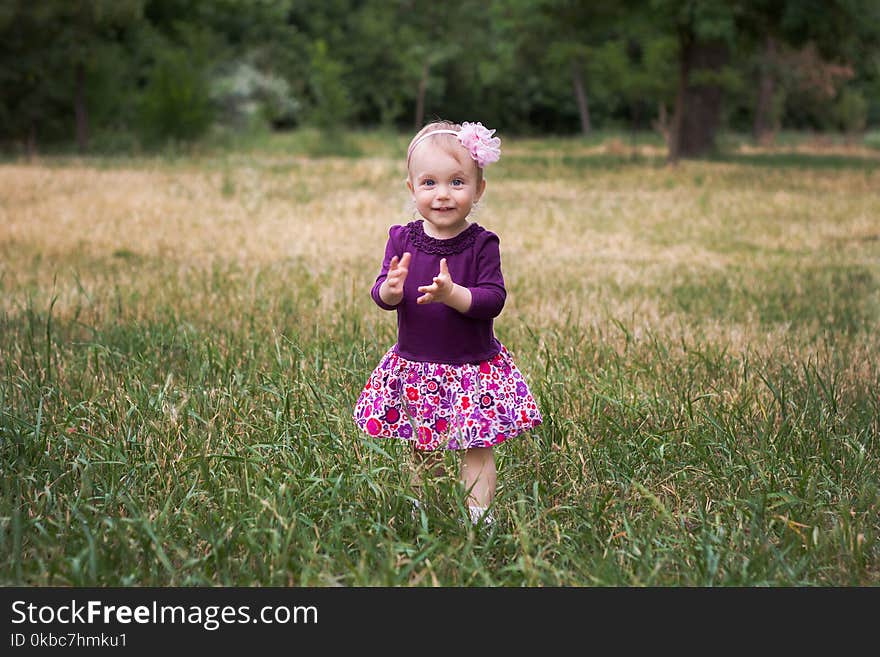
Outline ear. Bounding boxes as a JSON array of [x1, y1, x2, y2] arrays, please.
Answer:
[[406, 178, 415, 196], [475, 177, 487, 202]]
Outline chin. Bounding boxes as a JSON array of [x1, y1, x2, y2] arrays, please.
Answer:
[[433, 214, 466, 224]]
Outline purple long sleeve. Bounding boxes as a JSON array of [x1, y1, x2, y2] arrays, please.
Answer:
[[371, 227, 403, 310], [461, 235, 506, 319], [368, 221, 506, 365]]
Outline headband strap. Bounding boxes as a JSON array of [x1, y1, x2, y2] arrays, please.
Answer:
[[406, 122, 501, 169], [406, 130, 459, 165]]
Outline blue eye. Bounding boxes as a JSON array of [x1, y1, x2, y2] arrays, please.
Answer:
[[423, 179, 435, 187], [452, 178, 464, 186]]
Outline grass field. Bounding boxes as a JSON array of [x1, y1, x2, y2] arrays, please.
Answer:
[[1, 131, 878, 586]]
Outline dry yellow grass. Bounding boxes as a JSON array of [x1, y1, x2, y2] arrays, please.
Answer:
[[1, 145, 878, 370]]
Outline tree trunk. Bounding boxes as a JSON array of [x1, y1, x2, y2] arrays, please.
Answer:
[[75, 61, 89, 153], [414, 61, 429, 130], [571, 58, 591, 135], [629, 101, 640, 150], [653, 102, 670, 147], [752, 35, 777, 145], [668, 31, 689, 164], [27, 119, 37, 160], [670, 31, 728, 161]]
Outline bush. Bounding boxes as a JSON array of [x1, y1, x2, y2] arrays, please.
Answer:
[[864, 130, 880, 150], [138, 47, 213, 144], [211, 61, 300, 131], [832, 89, 868, 134], [307, 39, 353, 132]]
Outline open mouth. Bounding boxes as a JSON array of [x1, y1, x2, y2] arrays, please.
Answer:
[[433, 207, 455, 212]]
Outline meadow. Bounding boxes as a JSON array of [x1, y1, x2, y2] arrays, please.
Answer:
[[1, 131, 878, 586]]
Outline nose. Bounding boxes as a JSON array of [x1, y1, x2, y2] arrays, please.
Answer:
[[435, 183, 450, 199]]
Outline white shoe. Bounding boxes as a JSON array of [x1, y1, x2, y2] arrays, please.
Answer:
[[468, 505, 494, 526]]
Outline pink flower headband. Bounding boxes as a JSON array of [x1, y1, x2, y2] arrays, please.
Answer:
[[407, 122, 501, 169]]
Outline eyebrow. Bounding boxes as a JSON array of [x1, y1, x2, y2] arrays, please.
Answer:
[[418, 171, 470, 180]]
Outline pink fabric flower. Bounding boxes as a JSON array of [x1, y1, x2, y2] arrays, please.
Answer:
[[457, 122, 501, 168]]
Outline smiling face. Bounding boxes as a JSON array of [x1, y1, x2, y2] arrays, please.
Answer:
[[406, 138, 486, 239]]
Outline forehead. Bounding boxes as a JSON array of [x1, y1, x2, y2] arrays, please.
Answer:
[[408, 140, 475, 177]]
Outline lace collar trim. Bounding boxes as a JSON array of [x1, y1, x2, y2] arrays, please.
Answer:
[[406, 220, 483, 256]]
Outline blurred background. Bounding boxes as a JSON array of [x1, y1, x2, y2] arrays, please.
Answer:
[[2, 0, 879, 161]]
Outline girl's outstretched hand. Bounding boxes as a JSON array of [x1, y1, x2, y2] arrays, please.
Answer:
[[417, 258, 456, 305], [380, 251, 411, 306]]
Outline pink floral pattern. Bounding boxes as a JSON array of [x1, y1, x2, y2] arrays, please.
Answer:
[[353, 345, 542, 451]]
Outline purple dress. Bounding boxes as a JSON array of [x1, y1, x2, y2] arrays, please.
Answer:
[[353, 221, 542, 451]]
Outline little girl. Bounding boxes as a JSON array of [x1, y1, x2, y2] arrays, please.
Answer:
[[353, 119, 542, 526]]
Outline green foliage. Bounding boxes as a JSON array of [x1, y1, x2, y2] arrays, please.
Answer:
[[211, 61, 301, 131], [833, 88, 868, 134], [138, 45, 214, 144], [865, 130, 880, 149], [650, 0, 738, 43], [340, 0, 421, 129], [306, 39, 353, 132], [0, 4, 76, 147], [302, 39, 360, 156], [1, 0, 880, 153]]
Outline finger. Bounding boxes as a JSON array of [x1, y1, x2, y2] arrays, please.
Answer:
[[389, 255, 399, 270], [400, 252, 412, 267], [439, 258, 448, 275], [417, 293, 433, 304]]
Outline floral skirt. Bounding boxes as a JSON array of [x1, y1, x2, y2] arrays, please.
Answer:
[[353, 344, 542, 451]]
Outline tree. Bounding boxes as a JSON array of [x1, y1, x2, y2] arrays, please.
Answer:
[[396, 0, 483, 130], [139, 0, 307, 140], [68, 2, 145, 152], [495, 0, 632, 135], [0, 4, 74, 154], [542, 1, 628, 135], [333, 0, 429, 130], [737, 0, 786, 143], [651, 0, 740, 162], [739, 0, 880, 143], [3, 0, 879, 153], [307, 39, 352, 131], [0, 1, 145, 153]]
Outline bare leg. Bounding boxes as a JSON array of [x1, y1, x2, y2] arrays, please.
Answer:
[[461, 447, 496, 513]]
